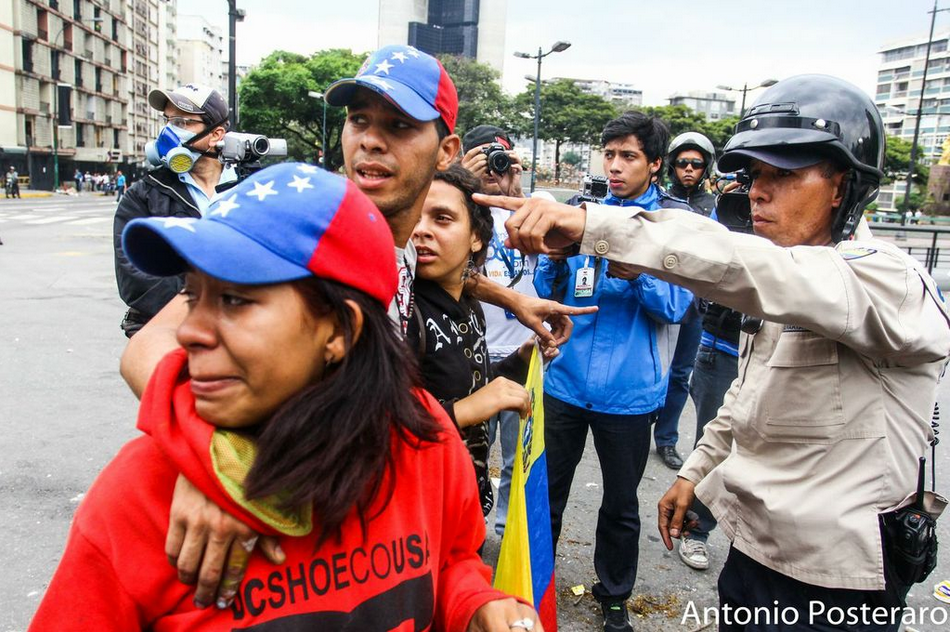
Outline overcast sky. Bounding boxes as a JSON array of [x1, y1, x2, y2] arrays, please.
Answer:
[[179, 0, 946, 106]]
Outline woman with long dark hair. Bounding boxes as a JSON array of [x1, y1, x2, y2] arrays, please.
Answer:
[[30, 164, 542, 631], [408, 164, 533, 517]]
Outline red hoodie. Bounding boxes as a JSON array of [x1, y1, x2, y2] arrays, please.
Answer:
[[31, 349, 511, 631]]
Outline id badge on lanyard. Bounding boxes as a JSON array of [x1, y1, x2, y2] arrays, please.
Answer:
[[574, 256, 595, 298]]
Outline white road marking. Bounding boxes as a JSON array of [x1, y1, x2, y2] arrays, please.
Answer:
[[25, 216, 79, 224], [67, 217, 112, 225]]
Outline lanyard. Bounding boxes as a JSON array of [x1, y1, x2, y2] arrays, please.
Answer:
[[491, 234, 524, 288]]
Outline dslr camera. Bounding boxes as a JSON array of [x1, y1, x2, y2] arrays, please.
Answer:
[[576, 174, 609, 204], [482, 143, 511, 175]]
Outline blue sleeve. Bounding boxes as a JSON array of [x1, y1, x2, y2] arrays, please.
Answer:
[[630, 275, 693, 324], [710, 207, 718, 221], [533, 255, 570, 301]]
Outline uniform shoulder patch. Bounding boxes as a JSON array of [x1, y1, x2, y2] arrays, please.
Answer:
[[838, 246, 877, 261]]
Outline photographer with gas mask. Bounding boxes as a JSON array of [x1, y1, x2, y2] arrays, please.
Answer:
[[113, 84, 234, 337]]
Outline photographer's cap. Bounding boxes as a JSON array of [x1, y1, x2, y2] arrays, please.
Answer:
[[122, 163, 397, 307], [148, 83, 230, 128], [462, 125, 512, 153], [325, 45, 458, 133]]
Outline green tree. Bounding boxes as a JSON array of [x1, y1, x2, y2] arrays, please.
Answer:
[[238, 49, 366, 171], [884, 135, 930, 187], [637, 105, 708, 141], [437, 55, 517, 138], [635, 106, 739, 159], [514, 79, 618, 182], [561, 151, 582, 167]]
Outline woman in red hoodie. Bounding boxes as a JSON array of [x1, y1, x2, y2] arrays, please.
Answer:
[[31, 163, 541, 632]]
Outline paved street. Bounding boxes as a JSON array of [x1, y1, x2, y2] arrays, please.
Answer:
[[1, 193, 949, 631]]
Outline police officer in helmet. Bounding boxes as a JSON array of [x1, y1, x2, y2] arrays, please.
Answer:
[[666, 131, 716, 217], [479, 74, 950, 630]]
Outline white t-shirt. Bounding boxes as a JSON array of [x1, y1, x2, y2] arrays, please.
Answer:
[[481, 206, 538, 356], [389, 240, 417, 335]]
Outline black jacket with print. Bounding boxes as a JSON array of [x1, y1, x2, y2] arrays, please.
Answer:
[[407, 279, 528, 516]]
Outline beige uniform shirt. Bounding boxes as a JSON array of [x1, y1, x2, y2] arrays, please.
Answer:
[[580, 204, 950, 590]]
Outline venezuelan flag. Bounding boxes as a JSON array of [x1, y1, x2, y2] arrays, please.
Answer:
[[494, 346, 557, 630]]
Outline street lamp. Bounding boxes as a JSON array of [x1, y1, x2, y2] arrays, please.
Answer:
[[227, 1, 246, 127], [307, 90, 328, 169], [900, 0, 950, 219], [514, 40, 571, 193], [716, 78, 778, 117], [51, 16, 104, 191]]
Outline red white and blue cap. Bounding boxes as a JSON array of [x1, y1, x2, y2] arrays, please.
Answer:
[[325, 45, 458, 133], [122, 163, 397, 306]]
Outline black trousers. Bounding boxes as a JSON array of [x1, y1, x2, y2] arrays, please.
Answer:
[[544, 393, 652, 603], [717, 547, 909, 632]]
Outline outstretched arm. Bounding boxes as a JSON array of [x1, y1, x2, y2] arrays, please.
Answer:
[[120, 294, 188, 399], [466, 272, 595, 349]]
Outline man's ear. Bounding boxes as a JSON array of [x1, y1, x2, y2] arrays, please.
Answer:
[[830, 170, 850, 209], [323, 299, 364, 366], [437, 134, 462, 171], [649, 156, 663, 176]]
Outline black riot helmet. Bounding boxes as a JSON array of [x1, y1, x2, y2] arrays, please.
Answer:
[[718, 75, 885, 242]]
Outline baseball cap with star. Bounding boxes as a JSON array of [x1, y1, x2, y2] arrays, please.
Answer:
[[121, 162, 397, 307], [325, 45, 458, 133]]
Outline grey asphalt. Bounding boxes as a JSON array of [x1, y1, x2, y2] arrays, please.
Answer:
[[1, 194, 948, 631]]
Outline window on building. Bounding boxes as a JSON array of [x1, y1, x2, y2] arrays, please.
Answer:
[[95, 67, 102, 93], [22, 39, 34, 73], [37, 9, 49, 41], [74, 59, 83, 86], [935, 40, 949, 54], [75, 122, 85, 147], [73, 0, 81, 20], [25, 119, 34, 147], [112, 19, 118, 42], [113, 129, 119, 148], [51, 50, 60, 80], [63, 24, 73, 50]]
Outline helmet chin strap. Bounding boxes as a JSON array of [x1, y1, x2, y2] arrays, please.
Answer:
[[831, 170, 877, 243]]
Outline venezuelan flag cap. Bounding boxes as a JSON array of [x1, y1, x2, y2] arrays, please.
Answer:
[[325, 45, 458, 133], [121, 162, 397, 307]]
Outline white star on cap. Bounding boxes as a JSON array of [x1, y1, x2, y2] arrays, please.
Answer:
[[391, 51, 408, 63], [288, 175, 314, 193], [297, 164, 319, 174], [161, 217, 197, 232], [406, 47, 421, 58], [246, 180, 278, 202], [364, 76, 394, 91], [375, 59, 394, 75], [209, 194, 240, 218]]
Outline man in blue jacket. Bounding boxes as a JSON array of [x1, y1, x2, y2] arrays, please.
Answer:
[[534, 111, 693, 632]]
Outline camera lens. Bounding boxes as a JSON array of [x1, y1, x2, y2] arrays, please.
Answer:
[[488, 150, 510, 174]]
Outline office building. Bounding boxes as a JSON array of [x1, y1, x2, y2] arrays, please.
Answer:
[[875, 29, 950, 211], [378, 0, 507, 73], [668, 90, 736, 120]]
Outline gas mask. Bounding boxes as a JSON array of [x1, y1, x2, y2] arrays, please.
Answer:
[[145, 124, 211, 174]]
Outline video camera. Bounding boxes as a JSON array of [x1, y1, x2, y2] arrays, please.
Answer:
[[482, 143, 511, 175], [217, 132, 287, 168], [576, 174, 609, 204], [714, 170, 753, 234]]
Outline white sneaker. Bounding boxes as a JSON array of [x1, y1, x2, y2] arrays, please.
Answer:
[[678, 537, 709, 570]]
